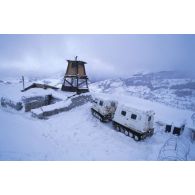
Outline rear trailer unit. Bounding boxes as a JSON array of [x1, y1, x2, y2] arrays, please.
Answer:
[[112, 105, 155, 141]]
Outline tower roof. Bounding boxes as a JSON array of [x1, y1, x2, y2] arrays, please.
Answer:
[[65, 58, 87, 76], [67, 60, 87, 64]]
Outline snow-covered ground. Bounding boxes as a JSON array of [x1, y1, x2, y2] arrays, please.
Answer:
[[0, 100, 174, 160], [0, 75, 195, 160]]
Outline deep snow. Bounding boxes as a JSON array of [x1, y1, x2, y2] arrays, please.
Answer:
[[0, 78, 195, 160]]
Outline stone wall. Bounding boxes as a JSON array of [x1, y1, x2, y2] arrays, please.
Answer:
[[22, 95, 53, 112], [1, 97, 23, 111], [32, 94, 92, 119]]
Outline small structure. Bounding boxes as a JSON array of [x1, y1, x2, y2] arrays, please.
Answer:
[[61, 56, 89, 94], [164, 122, 185, 136]]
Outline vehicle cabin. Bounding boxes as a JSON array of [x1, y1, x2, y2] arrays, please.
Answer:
[[91, 98, 118, 122]]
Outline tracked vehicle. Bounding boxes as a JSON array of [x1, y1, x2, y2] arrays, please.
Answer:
[[91, 97, 155, 141]]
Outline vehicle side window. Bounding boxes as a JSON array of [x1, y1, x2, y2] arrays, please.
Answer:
[[121, 111, 126, 116], [148, 116, 152, 121], [131, 114, 137, 120], [99, 101, 103, 106]]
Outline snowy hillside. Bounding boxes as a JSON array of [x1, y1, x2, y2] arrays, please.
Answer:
[[0, 72, 195, 160], [90, 71, 195, 112]]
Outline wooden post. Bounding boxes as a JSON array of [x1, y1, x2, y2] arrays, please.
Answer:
[[76, 75, 79, 94], [22, 76, 25, 90], [86, 78, 88, 88]]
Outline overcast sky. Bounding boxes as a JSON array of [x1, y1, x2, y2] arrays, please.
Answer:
[[0, 34, 195, 80]]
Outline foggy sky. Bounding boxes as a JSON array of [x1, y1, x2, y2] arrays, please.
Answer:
[[0, 34, 195, 80]]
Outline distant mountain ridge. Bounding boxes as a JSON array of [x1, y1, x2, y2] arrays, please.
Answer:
[[91, 71, 195, 111]]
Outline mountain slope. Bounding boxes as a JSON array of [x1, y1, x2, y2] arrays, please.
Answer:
[[90, 71, 195, 111]]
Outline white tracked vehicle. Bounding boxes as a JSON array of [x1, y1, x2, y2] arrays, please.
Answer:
[[112, 105, 155, 141], [91, 98, 118, 122], [91, 97, 155, 141]]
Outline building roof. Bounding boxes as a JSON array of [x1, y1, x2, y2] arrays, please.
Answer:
[[67, 60, 87, 64]]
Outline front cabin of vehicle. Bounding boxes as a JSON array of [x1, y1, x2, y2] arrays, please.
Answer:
[[91, 98, 118, 122]]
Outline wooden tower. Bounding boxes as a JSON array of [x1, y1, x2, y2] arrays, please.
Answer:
[[61, 57, 89, 94]]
